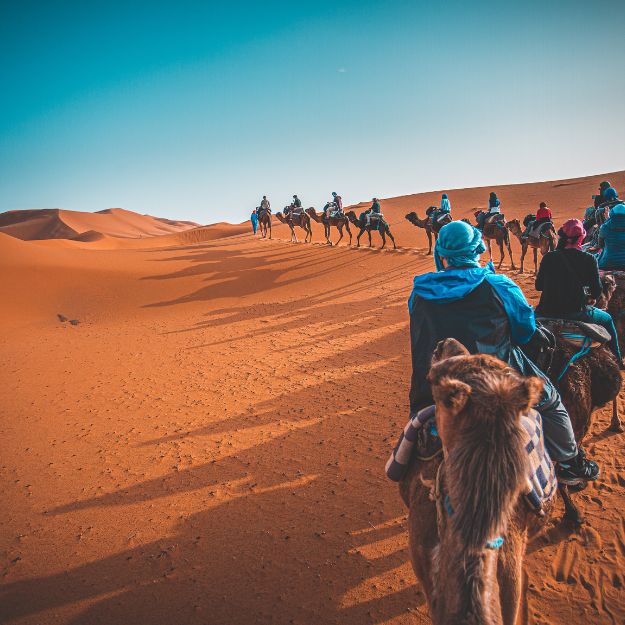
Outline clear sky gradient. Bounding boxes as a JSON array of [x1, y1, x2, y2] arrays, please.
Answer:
[[1, 0, 624, 223]]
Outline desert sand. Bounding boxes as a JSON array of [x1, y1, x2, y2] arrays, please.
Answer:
[[2, 171, 625, 625]]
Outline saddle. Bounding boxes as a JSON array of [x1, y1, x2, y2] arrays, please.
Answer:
[[484, 213, 505, 226], [528, 220, 553, 239], [537, 318, 610, 349]]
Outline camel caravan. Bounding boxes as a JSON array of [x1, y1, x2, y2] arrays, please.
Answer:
[[251, 193, 396, 248], [384, 181, 625, 623], [250, 182, 625, 621]]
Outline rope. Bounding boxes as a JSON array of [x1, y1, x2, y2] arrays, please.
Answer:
[[556, 336, 592, 383]]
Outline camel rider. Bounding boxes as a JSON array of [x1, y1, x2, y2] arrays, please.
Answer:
[[260, 195, 270, 213], [535, 219, 622, 363], [597, 202, 625, 271], [477, 191, 503, 230], [365, 198, 382, 226], [291, 195, 303, 218], [594, 181, 612, 209], [408, 220, 599, 485], [430, 193, 452, 225], [332, 192, 343, 215], [522, 202, 553, 239]]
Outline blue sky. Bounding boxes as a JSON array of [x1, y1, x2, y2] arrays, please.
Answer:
[[1, 0, 624, 223]]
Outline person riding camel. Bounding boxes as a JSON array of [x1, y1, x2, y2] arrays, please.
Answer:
[[292, 195, 302, 211], [409, 221, 600, 484], [430, 193, 452, 225], [597, 201, 625, 270], [332, 192, 343, 215], [476, 191, 504, 230], [522, 202, 553, 239], [408, 220, 599, 485], [535, 218, 622, 364], [583, 181, 611, 229], [365, 198, 382, 226], [260, 195, 271, 213]]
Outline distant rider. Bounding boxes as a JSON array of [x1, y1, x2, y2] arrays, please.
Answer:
[[522, 202, 553, 239], [365, 198, 382, 226], [260, 195, 271, 213], [477, 191, 502, 230]]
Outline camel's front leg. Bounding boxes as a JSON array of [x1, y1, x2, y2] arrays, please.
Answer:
[[345, 222, 352, 245], [380, 230, 386, 249], [336, 225, 344, 245], [325, 224, 332, 246], [387, 229, 397, 249], [559, 484, 583, 526], [487, 238, 493, 261], [519, 244, 527, 273], [507, 240, 516, 270], [498, 241, 505, 269], [610, 398, 623, 432], [368, 229, 373, 247], [533, 247, 538, 274], [497, 528, 526, 625], [426, 230, 432, 255], [356, 229, 364, 247]]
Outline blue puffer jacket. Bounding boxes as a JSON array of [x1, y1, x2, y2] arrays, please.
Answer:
[[598, 206, 625, 270], [408, 262, 560, 413]]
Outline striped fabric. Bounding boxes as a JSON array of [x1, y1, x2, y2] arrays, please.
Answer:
[[385, 406, 557, 512]]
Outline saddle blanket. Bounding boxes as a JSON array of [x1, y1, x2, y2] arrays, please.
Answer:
[[385, 405, 557, 512], [528, 221, 552, 239]]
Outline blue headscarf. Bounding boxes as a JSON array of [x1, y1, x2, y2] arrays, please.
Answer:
[[440, 193, 451, 213], [434, 221, 486, 271], [605, 187, 619, 201]]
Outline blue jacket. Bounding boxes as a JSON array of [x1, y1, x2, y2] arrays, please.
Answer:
[[408, 263, 557, 413], [598, 213, 625, 270]]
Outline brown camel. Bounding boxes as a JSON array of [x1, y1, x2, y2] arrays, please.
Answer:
[[507, 219, 556, 273], [275, 210, 312, 243], [345, 210, 397, 249], [404, 209, 451, 255], [599, 271, 625, 358], [257, 208, 272, 239], [538, 317, 622, 524], [400, 338, 552, 625], [474, 211, 516, 270], [305, 207, 352, 246]]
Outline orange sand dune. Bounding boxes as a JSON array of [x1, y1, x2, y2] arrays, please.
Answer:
[[0, 207, 200, 242], [1, 173, 625, 625]]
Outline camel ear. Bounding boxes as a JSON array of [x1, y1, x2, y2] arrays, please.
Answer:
[[432, 377, 472, 416], [431, 338, 470, 365]]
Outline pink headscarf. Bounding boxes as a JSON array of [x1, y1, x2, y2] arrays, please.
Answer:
[[558, 219, 586, 250]]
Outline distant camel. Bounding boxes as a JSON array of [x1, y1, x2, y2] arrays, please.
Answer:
[[474, 211, 516, 270], [507, 219, 556, 273], [305, 207, 352, 246], [400, 338, 553, 624], [345, 210, 397, 249], [275, 210, 312, 243], [257, 208, 272, 239]]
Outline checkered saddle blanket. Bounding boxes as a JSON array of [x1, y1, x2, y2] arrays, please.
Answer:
[[385, 406, 557, 512]]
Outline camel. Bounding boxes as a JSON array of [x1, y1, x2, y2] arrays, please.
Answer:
[[345, 210, 397, 249], [400, 338, 553, 625], [257, 208, 272, 239], [474, 211, 516, 270], [275, 210, 312, 243], [404, 209, 451, 255], [305, 207, 352, 246], [600, 271, 625, 358], [538, 316, 622, 524], [507, 219, 556, 273]]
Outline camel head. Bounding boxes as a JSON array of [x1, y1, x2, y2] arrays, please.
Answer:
[[426, 339, 543, 622], [506, 218, 522, 235], [405, 211, 428, 227], [473, 209, 483, 219], [344, 210, 358, 224], [597, 273, 617, 310]]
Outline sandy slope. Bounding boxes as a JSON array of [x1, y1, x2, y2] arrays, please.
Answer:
[[0, 207, 200, 242], [1, 173, 625, 625]]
